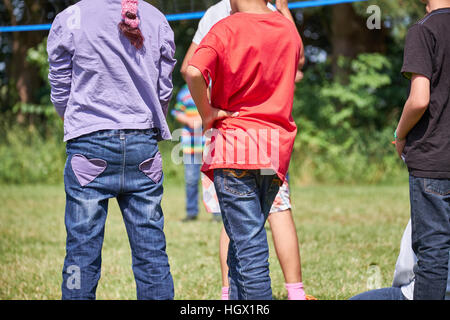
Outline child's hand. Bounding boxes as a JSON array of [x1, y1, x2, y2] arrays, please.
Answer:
[[395, 139, 406, 159], [203, 108, 239, 132], [274, 0, 289, 11], [186, 115, 203, 130], [295, 70, 304, 83]]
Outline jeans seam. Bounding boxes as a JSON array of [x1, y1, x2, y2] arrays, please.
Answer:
[[120, 134, 126, 193], [411, 176, 417, 248]]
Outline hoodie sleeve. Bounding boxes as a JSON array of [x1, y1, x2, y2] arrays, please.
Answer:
[[47, 14, 74, 118], [158, 20, 177, 117]]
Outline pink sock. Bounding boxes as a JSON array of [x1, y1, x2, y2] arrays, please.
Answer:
[[221, 286, 229, 300], [285, 282, 306, 300]]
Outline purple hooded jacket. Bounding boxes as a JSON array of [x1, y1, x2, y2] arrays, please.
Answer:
[[47, 0, 176, 141]]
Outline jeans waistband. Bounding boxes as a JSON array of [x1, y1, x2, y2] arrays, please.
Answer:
[[77, 128, 159, 139]]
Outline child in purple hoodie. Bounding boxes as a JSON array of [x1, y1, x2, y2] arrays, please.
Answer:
[[47, 0, 176, 300]]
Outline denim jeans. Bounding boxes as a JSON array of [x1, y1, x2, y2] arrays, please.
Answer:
[[184, 153, 202, 217], [62, 129, 174, 300], [214, 169, 281, 300], [409, 175, 450, 300], [349, 287, 407, 300]]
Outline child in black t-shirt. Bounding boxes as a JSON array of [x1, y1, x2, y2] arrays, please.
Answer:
[[395, 0, 450, 300]]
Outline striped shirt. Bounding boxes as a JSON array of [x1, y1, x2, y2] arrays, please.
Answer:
[[171, 85, 204, 154]]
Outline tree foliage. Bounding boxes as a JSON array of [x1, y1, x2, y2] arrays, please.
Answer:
[[0, 0, 429, 184]]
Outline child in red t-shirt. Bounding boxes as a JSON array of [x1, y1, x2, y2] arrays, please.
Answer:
[[186, 0, 301, 299]]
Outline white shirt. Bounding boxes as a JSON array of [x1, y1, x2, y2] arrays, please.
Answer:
[[392, 220, 416, 300], [192, 0, 276, 45]]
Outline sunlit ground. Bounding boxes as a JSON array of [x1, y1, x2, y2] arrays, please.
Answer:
[[0, 183, 410, 300]]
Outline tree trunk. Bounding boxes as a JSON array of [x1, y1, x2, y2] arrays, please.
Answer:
[[331, 4, 386, 78], [3, 0, 46, 105]]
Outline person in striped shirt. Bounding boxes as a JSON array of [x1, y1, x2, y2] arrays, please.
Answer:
[[172, 84, 207, 221]]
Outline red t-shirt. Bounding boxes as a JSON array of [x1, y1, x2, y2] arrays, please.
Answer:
[[189, 11, 302, 182]]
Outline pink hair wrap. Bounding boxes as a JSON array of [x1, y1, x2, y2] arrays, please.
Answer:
[[121, 0, 140, 29]]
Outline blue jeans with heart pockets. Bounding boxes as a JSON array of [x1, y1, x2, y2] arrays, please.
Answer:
[[62, 129, 174, 300]]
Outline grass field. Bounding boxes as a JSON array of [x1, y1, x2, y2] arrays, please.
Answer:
[[0, 182, 411, 300]]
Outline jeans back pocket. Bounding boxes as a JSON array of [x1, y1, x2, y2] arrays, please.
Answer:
[[139, 152, 163, 184], [424, 178, 450, 196], [70, 154, 107, 187], [223, 169, 257, 196]]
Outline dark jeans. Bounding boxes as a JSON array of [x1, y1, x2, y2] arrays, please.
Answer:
[[214, 169, 281, 300], [62, 129, 174, 300], [409, 175, 450, 300], [184, 153, 202, 217], [350, 287, 407, 300]]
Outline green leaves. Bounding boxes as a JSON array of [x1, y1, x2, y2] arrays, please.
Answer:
[[26, 38, 50, 83], [12, 37, 60, 123], [291, 53, 405, 184]]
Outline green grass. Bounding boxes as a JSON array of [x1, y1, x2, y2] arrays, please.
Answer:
[[0, 182, 410, 300]]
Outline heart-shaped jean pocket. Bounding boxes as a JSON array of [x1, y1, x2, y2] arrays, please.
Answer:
[[71, 154, 107, 187], [139, 152, 163, 184]]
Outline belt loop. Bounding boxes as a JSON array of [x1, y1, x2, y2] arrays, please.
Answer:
[[120, 131, 125, 140]]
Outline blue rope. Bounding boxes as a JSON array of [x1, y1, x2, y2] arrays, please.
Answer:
[[0, 24, 53, 32], [0, 0, 368, 33], [289, 0, 367, 9], [166, 11, 206, 22]]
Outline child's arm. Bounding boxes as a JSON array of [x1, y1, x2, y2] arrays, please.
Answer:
[[181, 42, 199, 81], [395, 74, 430, 157], [158, 22, 177, 117], [47, 15, 73, 121], [185, 65, 237, 131], [295, 44, 305, 83], [172, 108, 202, 129], [273, 0, 294, 23]]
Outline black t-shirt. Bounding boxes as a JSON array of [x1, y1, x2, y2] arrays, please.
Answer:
[[401, 8, 450, 179]]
